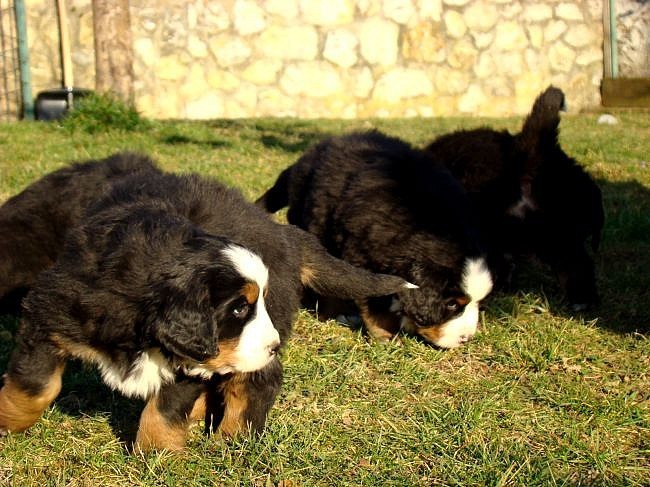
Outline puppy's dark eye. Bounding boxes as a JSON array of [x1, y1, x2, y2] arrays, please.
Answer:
[[233, 303, 250, 319], [446, 301, 459, 312], [446, 297, 468, 312]]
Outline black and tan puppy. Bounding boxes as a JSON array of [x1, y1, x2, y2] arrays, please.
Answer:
[[0, 152, 161, 305], [0, 160, 411, 451], [424, 86, 604, 310], [257, 130, 493, 348]]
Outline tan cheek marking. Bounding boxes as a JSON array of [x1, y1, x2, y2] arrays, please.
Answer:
[[417, 326, 443, 345], [357, 299, 402, 343], [201, 339, 239, 371], [0, 364, 65, 433], [456, 296, 470, 307], [241, 282, 259, 305], [218, 374, 249, 437], [135, 395, 188, 452]]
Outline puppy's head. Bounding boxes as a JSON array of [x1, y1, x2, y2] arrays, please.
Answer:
[[397, 257, 493, 348], [150, 237, 280, 375]]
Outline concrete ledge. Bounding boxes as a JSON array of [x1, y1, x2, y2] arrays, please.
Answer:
[[602, 78, 650, 108]]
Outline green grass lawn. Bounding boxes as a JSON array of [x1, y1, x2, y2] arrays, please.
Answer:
[[0, 111, 649, 486]]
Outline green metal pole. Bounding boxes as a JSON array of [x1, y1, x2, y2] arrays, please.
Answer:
[[14, 0, 34, 119], [609, 0, 618, 79]]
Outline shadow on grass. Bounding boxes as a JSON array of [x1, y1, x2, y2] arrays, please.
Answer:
[[55, 362, 144, 447], [160, 133, 230, 148], [259, 134, 317, 154], [250, 120, 328, 154], [579, 178, 650, 334]]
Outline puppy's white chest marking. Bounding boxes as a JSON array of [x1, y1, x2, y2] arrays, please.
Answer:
[[96, 349, 175, 399]]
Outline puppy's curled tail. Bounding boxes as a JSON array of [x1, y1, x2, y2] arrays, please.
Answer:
[[517, 86, 566, 170], [288, 225, 414, 299], [256, 166, 292, 213]]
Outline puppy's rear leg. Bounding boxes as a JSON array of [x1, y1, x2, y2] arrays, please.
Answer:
[[357, 298, 402, 343], [135, 380, 206, 452], [0, 342, 65, 434]]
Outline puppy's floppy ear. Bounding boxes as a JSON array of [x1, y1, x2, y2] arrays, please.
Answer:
[[285, 225, 414, 299], [153, 308, 217, 362], [149, 284, 218, 362]]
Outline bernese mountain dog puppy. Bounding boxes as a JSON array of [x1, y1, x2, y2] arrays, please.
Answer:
[[0, 157, 411, 451], [257, 130, 493, 348], [424, 86, 604, 310], [0, 152, 161, 310]]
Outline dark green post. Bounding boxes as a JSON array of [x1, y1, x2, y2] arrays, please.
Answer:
[[14, 0, 34, 119]]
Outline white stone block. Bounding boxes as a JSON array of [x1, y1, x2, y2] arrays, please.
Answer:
[[523, 4, 552, 22], [256, 26, 319, 60], [444, 10, 467, 38], [359, 18, 399, 65], [234, 0, 267, 35], [544, 20, 567, 42], [548, 42, 576, 73], [265, 0, 299, 19], [280, 62, 343, 97], [210, 37, 252, 67], [184, 92, 225, 119], [418, 0, 442, 21], [494, 21, 528, 50], [464, 2, 498, 32], [242, 59, 283, 85], [324, 29, 359, 68], [458, 84, 486, 113], [300, 0, 355, 25], [564, 24, 594, 48], [383, 0, 416, 24], [556, 3, 584, 21], [373, 68, 433, 102]]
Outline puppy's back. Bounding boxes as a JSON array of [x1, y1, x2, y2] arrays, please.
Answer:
[[0, 152, 161, 298]]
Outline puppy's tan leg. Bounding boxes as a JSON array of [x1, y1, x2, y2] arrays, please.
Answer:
[[357, 298, 402, 343], [205, 359, 282, 438], [135, 380, 206, 452], [0, 342, 65, 434], [218, 375, 249, 437], [0, 367, 65, 434], [135, 396, 188, 452]]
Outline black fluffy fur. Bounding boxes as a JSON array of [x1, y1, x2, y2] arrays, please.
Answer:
[[424, 86, 604, 309], [0, 153, 161, 306], [0, 155, 410, 449], [257, 130, 490, 346]]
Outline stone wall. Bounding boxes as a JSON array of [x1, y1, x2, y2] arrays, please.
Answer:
[[25, 0, 606, 119]]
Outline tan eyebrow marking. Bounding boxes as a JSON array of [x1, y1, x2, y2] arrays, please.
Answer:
[[241, 282, 259, 305]]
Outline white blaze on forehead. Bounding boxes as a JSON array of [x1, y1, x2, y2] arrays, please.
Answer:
[[222, 244, 279, 373], [222, 244, 269, 290]]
